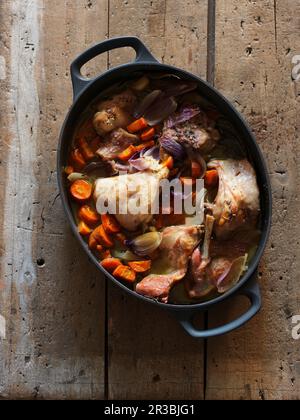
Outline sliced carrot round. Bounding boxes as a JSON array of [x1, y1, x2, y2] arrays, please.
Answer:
[[93, 225, 114, 248], [101, 258, 122, 273], [141, 127, 155, 142], [70, 148, 86, 170], [127, 117, 148, 134], [128, 260, 152, 273], [79, 205, 100, 225], [88, 232, 98, 250], [113, 265, 136, 283], [78, 221, 92, 236], [70, 180, 93, 202], [101, 214, 121, 234]]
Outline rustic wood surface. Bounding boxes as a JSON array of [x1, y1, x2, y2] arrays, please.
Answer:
[[0, 0, 299, 400]]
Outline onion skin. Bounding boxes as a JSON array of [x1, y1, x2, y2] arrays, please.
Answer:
[[166, 105, 201, 128], [144, 96, 178, 126], [126, 232, 162, 257]]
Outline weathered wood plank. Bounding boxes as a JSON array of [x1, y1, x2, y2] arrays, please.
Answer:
[[107, 0, 208, 400], [206, 0, 300, 400], [0, 0, 108, 400]]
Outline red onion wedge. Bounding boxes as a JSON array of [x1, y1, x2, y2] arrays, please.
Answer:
[[126, 232, 162, 257], [151, 77, 198, 97], [142, 146, 160, 160], [217, 255, 248, 294], [144, 96, 178, 126], [160, 137, 186, 160], [166, 105, 201, 128], [134, 90, 162, 119], [129, 156, 151, 171]]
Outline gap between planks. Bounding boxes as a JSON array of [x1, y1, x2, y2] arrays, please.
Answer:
[[204, 0, 216, 400]]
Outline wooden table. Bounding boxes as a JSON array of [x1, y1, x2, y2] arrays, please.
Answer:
[[0, 0, 299, 400]]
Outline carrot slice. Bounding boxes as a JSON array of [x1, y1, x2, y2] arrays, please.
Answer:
[[141, 127, 155, 142], [70, 148, 86, 170], [118, 145, 136, 161], [65, 166, 74, 176], [204, 170, 219, 188], [101, 258, 122, 273], [113, 265, 136, 283], [128, 260, 152, 273], [70, 180, 92, 202], [78, 221, 92, 236], [180, 177, 196, 187], [101, 249, 112, 259], [89, 232, 98, 250], [134, 140, 155, 152], [163, 156, 174, 170], [101, 214, 121, 234], [96, 244, 104, 253], [127, 117, 148, 133], [93, 225, 114, 248], [79, 205, 100, 225], [78, 137, 95, 161], [191, 161, 202, 178]]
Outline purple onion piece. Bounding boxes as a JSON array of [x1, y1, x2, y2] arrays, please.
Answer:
[[216, 265, 233, 287], [151, 78, 198, 97], [144, 96, 178, 126], [160, 137, 186, 161], [129, 157, 151, 171], [134, 90, 162, 119], [166, 105, 201, 128]]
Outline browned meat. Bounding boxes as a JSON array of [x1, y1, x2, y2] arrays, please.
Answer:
[[93, 89, 137, 136], [135, 272, 185, 304], [96, 128, 139, 161], [208, 159, 260, 239], [136, 226, 201, 302], [186, 214, 215, 298], [162, 112, 220, 153], [93, 106, 131, 136]]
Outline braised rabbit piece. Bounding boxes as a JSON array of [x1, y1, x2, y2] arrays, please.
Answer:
[[136, 225, 202, 303], [66, 73, 261, 304], [207, 159, 260, 239]]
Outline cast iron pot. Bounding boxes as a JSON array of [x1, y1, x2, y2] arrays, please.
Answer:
[[57, 37, 272, 338]]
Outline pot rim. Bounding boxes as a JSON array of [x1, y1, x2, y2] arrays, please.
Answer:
[[57, 61, 272, 312]]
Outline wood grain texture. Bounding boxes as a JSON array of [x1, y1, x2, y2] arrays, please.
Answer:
[[107, 0, 208, 400], [206, 0, 300, 400], [0, 0, 109, 400]]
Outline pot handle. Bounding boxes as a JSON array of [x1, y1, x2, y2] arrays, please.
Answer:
[[174, 275, 261, 339], [71, 36, 158, 100]]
